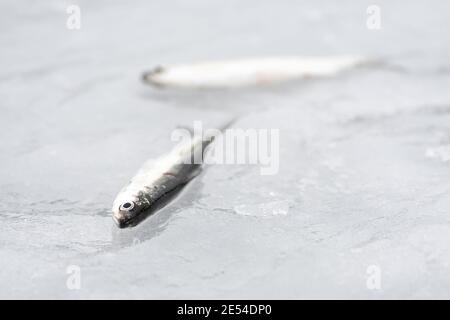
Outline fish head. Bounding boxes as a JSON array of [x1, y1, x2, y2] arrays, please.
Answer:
[[112, 195, 149, 228], [141, 66, 165, 86]]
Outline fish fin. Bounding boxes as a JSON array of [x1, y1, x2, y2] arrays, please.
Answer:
[[201, 116, 239, 155], [217, 116, 238, 132]]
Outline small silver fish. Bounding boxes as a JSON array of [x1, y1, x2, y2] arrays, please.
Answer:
[[112, 122, 232, 228], [142, 55, 369, 89]]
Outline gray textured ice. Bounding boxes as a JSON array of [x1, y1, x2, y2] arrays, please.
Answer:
[[1, 0, 450, 299]]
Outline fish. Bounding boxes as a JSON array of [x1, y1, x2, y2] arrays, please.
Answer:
[[142, 55, 369, 89], [112, 121, 233, 228]]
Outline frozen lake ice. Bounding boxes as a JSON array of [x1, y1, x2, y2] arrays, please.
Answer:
[[1, 0, 450, 299]]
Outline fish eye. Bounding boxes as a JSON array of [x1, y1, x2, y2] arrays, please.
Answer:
[[119, 201, 135, 212]]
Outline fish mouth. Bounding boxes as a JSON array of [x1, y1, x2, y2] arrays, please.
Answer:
[[113, 212, 136, 229], [113, 215, 128, 229], [113, 207, 150, 228], [141, 66, 165, 85]]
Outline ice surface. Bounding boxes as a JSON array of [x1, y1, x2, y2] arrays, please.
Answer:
[[1, 0, 450, 299]]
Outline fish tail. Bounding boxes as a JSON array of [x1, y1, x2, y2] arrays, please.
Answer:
[[201, 116, 238, 155]]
